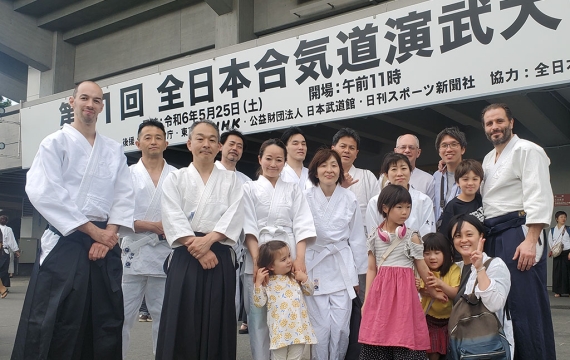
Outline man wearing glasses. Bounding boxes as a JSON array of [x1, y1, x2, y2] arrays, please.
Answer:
[[433, 127, 467, 222], [392, 134, 435, 206]]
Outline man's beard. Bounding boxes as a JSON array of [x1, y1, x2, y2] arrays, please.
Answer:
[[486, 126, 512, 146]]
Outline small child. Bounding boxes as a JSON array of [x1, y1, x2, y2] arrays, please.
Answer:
[[419, 233, 461, 360], [437, 159, 485, 258], [253, 240, 317, 360], [360, 184, 446, 360]]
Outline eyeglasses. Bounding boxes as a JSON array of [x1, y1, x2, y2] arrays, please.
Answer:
[[439, 142, 461, 150], [396, 145, 418, 151]]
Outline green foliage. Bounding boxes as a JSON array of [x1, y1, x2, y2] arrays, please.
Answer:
[[0, 96, 13, 108]]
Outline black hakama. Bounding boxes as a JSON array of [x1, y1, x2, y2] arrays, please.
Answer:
[[156, 240, 237, 360], [11, 224, 123, 360], [484, 212, 556, 360], [553, 249, 570, 295], [0, 248, 10, 287]]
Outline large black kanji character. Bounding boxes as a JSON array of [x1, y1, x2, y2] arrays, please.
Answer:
[[157, 74, 184, 112], [189, 67, 214, 106], [439, 0, 494, 53], [59, 102, 74, 126], [294, 37, 334, 84], [385, 11, 433, 65], [254, 49, 289, 92], [337, 23, 380, 74], [120, 84, 144, 120], [500, 0, 561, 40], [219, 58, 251, 98]]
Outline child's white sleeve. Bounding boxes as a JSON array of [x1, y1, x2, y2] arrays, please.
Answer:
[[253, 286, 267, 308]]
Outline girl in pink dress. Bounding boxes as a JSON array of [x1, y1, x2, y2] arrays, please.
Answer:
[[359, 184, 446, 360]]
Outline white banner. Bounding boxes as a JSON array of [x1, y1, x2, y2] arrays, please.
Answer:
[[21, 0, 570, 167]]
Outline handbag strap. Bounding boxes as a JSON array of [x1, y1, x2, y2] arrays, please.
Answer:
[[376, 236, 405, 268], [470, 258, 494, 294]]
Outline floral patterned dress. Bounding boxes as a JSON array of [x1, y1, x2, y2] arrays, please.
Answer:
[[253, 274, 318, 350]]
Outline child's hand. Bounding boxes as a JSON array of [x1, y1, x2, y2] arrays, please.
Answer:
[[255, 267, 269, 287], [415, 277, 421, 291], [294, 269, 308, 283], [426, 271, 442, 289]]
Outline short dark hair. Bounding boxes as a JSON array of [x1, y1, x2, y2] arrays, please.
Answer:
[[481, 103, 513, 124], [447, 214, 486, 247], [257, 240, 294, 278], [137, 118, 166, 138], [376, 184, 412, 218], [257, 139, 287, 177], [555, 211, 567, 220], [454, 159, 484, 183], [280, 126, 306, 145], [423, 232, 454, 277], [221, 129, 246, 148], [189, 120, 219, 141], [435, 127, 467, 151], [0, 215, 8, 225], [332, 128, 361, 150], [380, 152, 412, 175], [307, 148, 345, 186]]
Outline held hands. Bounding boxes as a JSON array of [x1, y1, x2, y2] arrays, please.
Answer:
[[198, 250, 218, 269], [95, 228, 119, 249], [513, 238, 536, 271], [426, 271, 443, 290], [294, 269, 308, 283], [185, 234, 213, 259], [89, 242, 109, 261], [292, 256, 306, 274], [256, 267, 269, 287]]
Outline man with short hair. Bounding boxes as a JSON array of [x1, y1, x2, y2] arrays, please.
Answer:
[[481, 103, 555, 360], [13, 81, 135, 360], [0, 215, 20, 287], [280, 126, 310, 188], [331, 128, 378, 302], [215, 129, 251, 331], [121, 119, 176, 358], [392, 134, 435, 204], [433, 127, 467, 221], [156, 120, 244, 360]]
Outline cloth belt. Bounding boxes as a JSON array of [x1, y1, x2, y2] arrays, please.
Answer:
[[163, 232, 237, 273], [258, 226, 291, 244], [48, 221, 107, 237], [485, 211, 541, 245], [122, 233, 162, 255], [306, 241, 356, 299]]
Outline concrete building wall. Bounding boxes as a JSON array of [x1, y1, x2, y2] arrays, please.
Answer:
[[75, 3, 217, 82]]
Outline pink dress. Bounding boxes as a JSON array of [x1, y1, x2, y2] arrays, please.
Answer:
[[359, 231, 430, 351]]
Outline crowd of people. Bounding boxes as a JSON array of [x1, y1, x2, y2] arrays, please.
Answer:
[[8, 80, 559, 360]]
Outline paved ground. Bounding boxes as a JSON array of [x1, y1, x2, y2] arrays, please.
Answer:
[[1, 276, 569, 360]]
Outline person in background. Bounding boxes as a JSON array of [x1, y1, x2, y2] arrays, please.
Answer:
[[547, 211, 570, 297], [433, 128, 467, 222]]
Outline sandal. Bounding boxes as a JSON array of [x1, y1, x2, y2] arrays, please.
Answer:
[[239, 323, 248, 334], [1, 289, 8, 299], [554, 293, 560, 297]]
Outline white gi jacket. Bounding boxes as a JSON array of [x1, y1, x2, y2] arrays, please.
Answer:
[[304, 185, 367, 299], [26, 124, 135, 264], [121, 159, 176, 276], [242, 176, 316, 274], [366, 186, 435, 238]]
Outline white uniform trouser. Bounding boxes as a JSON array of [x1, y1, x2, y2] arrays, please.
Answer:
[[122, 274, 166, 358], [305, 290, 351, 360], [244, 273, 271, 360]]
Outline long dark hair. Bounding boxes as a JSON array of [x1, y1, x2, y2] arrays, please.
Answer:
[[257, 240, 294, 278], [422, 232, 453, 276]]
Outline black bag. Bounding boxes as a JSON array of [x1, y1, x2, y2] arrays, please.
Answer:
[[448, 258, 511, 360]]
